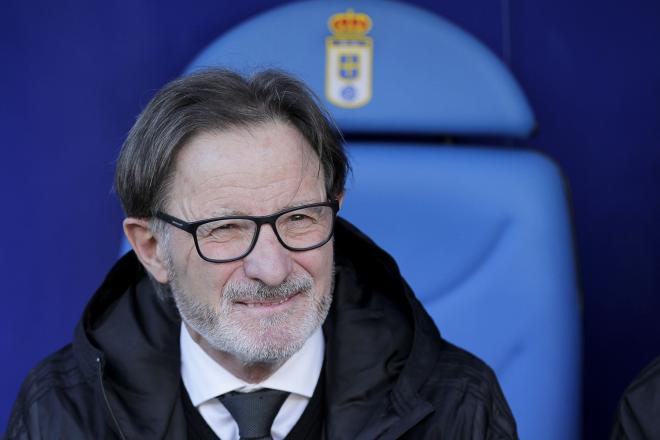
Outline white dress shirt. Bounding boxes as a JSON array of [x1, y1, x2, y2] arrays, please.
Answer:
[[180, 325, 324, 440]]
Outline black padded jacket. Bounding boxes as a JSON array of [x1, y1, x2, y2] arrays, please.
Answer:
[[6, 219, 518, 439], [610, 355, 660, 440]]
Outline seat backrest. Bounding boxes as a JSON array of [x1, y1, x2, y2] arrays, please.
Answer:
[[160, 1, 582, 438], [188, 0, 534, 137]]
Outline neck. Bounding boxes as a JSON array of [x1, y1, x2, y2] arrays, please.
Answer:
[[184, 323, 284, 383]]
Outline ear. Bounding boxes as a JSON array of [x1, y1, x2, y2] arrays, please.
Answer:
[[123, 217, 169, 283]]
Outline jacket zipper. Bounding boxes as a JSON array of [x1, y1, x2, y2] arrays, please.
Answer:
[[96, 357, 128, 440]]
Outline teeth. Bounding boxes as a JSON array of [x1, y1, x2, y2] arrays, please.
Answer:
[[243, 295, 293, 307]]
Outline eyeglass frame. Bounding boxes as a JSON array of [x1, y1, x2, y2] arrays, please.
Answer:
[[155, 200, 340, 264]]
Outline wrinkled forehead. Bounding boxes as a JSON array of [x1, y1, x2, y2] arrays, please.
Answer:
[[166, 121, 326, 215]]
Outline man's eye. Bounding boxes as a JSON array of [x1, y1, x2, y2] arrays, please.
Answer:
[[199, 222, 239, 238], [210, 223, 244, 236], [282, 213, 317, 230], [289, 212, 318, 222], [215, 223, 236, 230], [290, 214, 311, 222]]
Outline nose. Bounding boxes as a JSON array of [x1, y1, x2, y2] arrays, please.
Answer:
[[242, 224, 293, 286]]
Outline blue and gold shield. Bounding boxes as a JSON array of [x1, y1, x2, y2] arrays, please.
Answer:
[[325, 9, 373, 108]]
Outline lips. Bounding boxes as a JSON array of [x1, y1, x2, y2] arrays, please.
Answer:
[[236, 292, 300, 308]]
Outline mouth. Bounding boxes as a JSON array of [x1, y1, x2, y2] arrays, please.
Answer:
[[235, 292, 301, 309]]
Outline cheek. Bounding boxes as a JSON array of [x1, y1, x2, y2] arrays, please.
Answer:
[[172, 252, 239, 302], [294, 243, 334, 286]]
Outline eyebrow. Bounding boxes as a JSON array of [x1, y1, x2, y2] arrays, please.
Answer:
[[205, 199, 325, 218]]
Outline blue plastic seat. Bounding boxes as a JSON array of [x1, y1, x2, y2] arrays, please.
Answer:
[[156, 1, 582, 438]]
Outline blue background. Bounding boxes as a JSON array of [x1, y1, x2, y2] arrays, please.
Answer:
[[2, 1, 659, 438]]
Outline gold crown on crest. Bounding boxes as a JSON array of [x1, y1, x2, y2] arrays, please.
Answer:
[[328, 9, 372, 35]]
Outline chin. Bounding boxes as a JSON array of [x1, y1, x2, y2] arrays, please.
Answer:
[[214, 308, 321, 364], [171, 267, 334, 365]]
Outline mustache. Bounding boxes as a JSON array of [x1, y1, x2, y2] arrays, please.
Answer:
[[222, 275, 313, 303]]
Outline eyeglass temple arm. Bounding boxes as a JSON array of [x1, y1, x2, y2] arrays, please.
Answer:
[[155, 211, 196, 233]]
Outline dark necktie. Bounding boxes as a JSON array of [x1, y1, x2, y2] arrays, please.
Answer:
[[219, 388, 290, 440]]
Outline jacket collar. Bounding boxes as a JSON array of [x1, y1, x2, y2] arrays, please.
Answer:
[[73, 252, 185, 438], [325, 219, 440, 439]]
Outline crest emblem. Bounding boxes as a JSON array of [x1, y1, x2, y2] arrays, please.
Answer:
[[325, 9, 373, 108]]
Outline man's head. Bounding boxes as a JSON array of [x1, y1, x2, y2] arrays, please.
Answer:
[[115, 69, 348, 365]]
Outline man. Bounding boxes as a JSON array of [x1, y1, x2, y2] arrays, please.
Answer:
[[7, 69, 517, 439]]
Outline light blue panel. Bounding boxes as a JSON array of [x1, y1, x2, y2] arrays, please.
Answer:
[[340, 143, 581, 440], [186, 0, 535, 137]]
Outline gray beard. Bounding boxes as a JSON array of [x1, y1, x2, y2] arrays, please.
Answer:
[[166, 260, 333, 364]]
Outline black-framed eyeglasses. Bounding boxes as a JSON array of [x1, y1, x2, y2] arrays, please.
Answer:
[[155, 200, 340, 263]]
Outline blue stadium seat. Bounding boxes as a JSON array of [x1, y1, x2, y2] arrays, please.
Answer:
[[123, 1, 582, 438]]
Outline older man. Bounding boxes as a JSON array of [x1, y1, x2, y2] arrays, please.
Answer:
[[7, 70, 517, 439]]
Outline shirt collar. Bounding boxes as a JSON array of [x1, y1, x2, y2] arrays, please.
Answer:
[[181, 324, 324, 407]]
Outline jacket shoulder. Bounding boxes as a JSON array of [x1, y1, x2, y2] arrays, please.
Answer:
[[6, 344, 91, 438], [432, 341, 503, 395], [417, 341, 518, 439], [610, 355, 660, 439]]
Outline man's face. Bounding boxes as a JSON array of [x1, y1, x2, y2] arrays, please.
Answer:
[[161, 121, 334, 363]]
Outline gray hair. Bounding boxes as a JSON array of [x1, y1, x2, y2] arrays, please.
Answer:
[[114, 68, 348, 218]]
